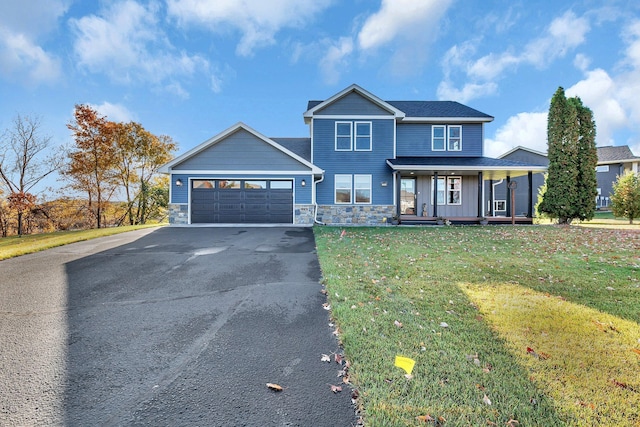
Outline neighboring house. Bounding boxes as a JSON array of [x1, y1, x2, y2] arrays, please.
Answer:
[[160, 84, 547, 226], [494, 144, 640, 214], [595, 146, 640, 208], [485, 147, 548, 217]]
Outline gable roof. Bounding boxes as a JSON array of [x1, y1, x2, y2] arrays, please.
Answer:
[[597, 145, 640, 164], [158, 123, 322, 174], [303, 84, 406, 122], [271, 137, 311, 162], [498, 146, 547, 159], [304, 84, 493, 123]]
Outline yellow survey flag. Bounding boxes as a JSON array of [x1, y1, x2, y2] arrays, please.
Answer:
[[394, 355, 415, 375]]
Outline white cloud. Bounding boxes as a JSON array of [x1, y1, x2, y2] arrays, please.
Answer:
[[319, 37, 354, 85], [566, 68, 627, 146], [167, 0, 333, 57], [436, 80, 497, 103], [0, 0, 68, 85], [357, 0, 451, 51], [485, 112, 548, 158], [70, 1, 210, 91], [443, 10, 591, 103], [91, 102, 135, 123]]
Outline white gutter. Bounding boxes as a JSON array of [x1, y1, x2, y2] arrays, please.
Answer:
[[313, 174, 325, 225]]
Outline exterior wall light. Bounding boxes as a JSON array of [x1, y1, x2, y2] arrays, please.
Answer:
[[175, 179, 183, 187], [301, 179, 306, 187], [381, 181, 388, 187]]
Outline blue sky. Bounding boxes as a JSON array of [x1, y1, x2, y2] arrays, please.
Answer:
[[2, 0, 640, 194]]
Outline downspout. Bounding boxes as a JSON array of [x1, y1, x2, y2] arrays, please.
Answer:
[[313, 175, 325, 225]]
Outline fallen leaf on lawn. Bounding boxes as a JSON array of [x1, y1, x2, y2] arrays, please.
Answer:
[[483, 394, 492, 405], [322, 303, 331, 310], [612, 379, 628, 389], [632, 348, 640, 356], [404, 373, 414, 380], [506, 420, 519, 426], [416, 414, 434, 422], [439, 322, 449, 328], [321, 354, 331, 362], [329, 384, 342, 393], [266, 383, 283, 391], [394, 320, 403, 328]]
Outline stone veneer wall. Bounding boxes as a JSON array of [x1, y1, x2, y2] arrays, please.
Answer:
[[295, 205, 315, 225], [168, 204, 189, 225], [316, 205, 395, 225], [169, 203, 317, 225]]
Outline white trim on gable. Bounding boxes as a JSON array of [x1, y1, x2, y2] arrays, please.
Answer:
[[159, 122, 323, 175], [303, 84, 406, 122], [498, 146, 547, 159]]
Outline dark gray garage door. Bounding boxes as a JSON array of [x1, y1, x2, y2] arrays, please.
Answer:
[[191, 179, 293, 224]]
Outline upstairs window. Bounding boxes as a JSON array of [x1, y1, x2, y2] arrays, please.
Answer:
[[432, 125, 463, 152], [335, 122, 352, 151], [432, 125, 446, 151], [355, 122, 372, 151], [448, 126, 462, 151]]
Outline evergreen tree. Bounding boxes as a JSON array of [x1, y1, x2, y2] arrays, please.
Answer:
[[571, 97, 598, 221], [539, 87, 597, 223]]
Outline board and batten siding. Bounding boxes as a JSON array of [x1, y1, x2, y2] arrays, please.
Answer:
[[172, 129, 308, 172], [312, 118, 395, 205], [314, 92, 394, 116], [415, 175, 479, 217], [396, 123, 483, 157]]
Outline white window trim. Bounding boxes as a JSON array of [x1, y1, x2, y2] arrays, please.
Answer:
[[354, 174, 372, 204], [432, 176, 462, 205], [595, 165, 609, 172], [448, 125, 462, 151], [447, 176, 462, 205], [335, 174, 352, 204], [354, 121, 372, 151], [432, 125, 446, 152], [494, 200, 506, 211], [335, 121, 353, 151]]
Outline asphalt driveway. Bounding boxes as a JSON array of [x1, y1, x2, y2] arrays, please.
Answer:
[[0, 227, 356, 426]]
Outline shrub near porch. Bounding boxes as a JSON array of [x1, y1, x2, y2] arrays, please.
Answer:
[[314, 226, 640, 426]]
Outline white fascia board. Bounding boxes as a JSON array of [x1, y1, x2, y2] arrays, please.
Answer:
[[400, 117, 494, 123], [498, 146, 547, 159], [168, 169, 323, 176], [385, 160, 547, 173], [303, 84, 406, 119], [597, 158, 640, 165], [309, 115, 396, 121]]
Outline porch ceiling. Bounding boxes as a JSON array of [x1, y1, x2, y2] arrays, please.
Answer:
[[387, 157, 547, 180]]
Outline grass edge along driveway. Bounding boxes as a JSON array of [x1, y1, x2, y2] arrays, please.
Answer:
[[314, 225, 640, 427]]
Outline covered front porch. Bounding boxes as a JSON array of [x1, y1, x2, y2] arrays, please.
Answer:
[[386, 157, 547, 225]]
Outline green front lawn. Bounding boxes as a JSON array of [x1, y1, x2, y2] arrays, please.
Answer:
[[314, 226, 640, 426]]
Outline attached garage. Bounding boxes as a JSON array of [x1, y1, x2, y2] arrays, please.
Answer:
[[160, 123, 323, 226], [191, 179, 293, 224]]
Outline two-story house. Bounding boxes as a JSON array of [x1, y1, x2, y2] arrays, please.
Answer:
[[160, 84, 546, 225], [595, 145, 640, 208]]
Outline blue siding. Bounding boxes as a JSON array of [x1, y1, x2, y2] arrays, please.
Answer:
[[173, 129, 310, 171], [170, 173, 313, 204], [597, 164, 623, 197], [396, 123, 483, 157], [313, 118, 395, 205], [316, 92, 393, 116]]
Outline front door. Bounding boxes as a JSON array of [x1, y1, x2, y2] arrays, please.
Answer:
[[400, 178, 416, 215]]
